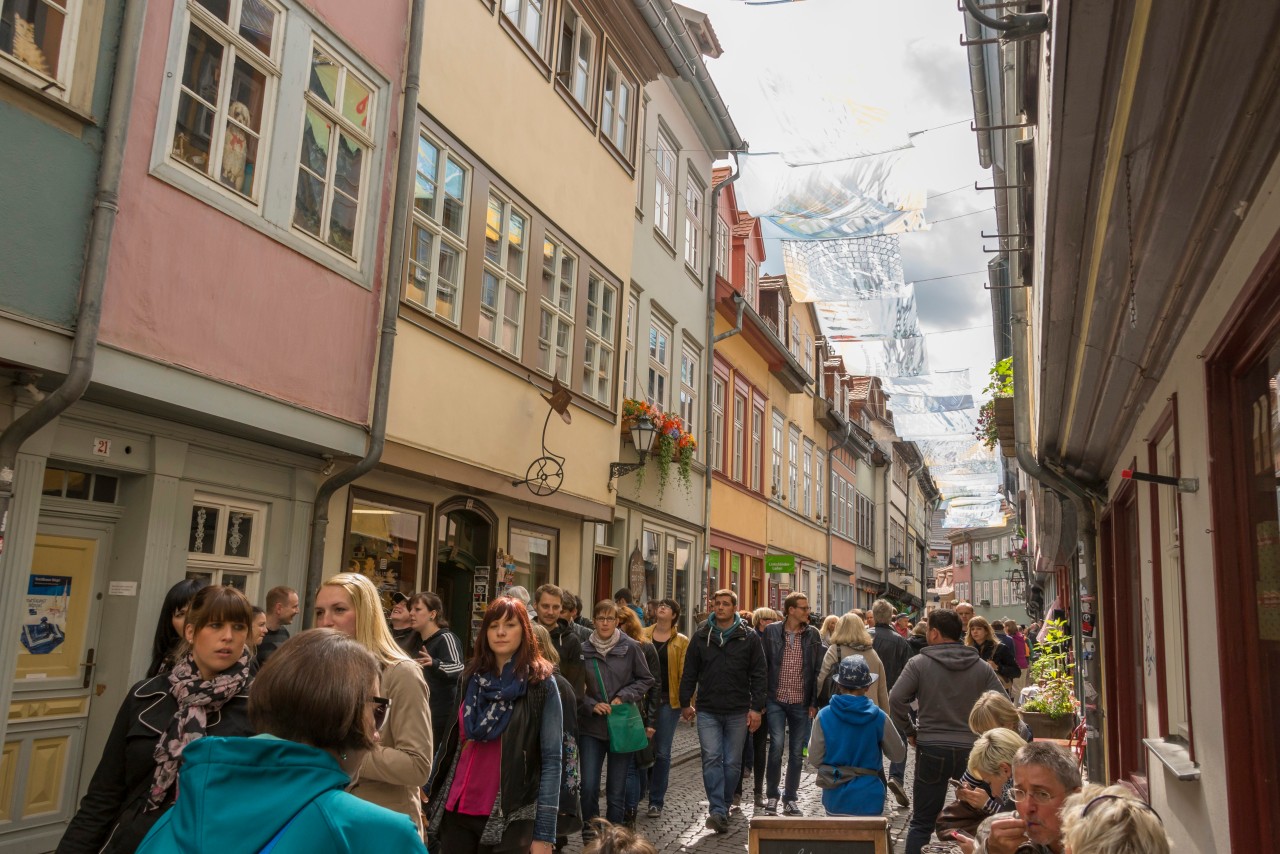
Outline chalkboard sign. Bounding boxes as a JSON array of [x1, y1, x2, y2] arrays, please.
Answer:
[[749, 816, 889, 854]]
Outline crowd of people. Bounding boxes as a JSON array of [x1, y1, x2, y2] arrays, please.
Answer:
[[54, 574, 1171, 854]]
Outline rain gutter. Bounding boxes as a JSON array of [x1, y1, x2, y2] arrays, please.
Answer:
[[0, 0, 149, 549], [304, 0, 425, 620]]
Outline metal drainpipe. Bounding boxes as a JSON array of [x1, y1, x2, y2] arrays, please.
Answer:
[[1010, 288, 1106, 778], [303, 0, 426, 622], [906, 461, 925, 610], [0, 0, 149, 551], [960, 0, 1049, 40], [701, 169, 739, 613], [881, 451, 890, 608]]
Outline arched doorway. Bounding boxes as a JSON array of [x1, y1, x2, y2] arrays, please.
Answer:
[[434, 497, 496, 655]]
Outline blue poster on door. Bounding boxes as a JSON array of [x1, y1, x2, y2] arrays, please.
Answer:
[[21, 574, 70, 655]]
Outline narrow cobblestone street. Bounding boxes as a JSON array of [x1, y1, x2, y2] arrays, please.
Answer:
[[562, 724, 954, 854]]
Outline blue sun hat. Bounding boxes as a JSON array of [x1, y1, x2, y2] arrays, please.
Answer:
[[833, 654, 879, 690]]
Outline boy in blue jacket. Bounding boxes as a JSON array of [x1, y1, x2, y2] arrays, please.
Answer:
[[807, 654, 907, 816]]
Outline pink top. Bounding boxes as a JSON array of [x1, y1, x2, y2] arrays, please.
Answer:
[[445, 706, 502, 816]]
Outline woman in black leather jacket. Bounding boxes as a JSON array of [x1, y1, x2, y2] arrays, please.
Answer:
[[59, 586, 255, 853]]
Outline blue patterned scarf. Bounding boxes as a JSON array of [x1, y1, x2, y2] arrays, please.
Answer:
[[461, 659, 528, 742]]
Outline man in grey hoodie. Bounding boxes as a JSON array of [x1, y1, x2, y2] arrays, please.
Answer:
[[889, 608, 1005, 854]]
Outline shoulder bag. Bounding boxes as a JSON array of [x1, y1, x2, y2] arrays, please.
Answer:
[[592, 659, 649, 753]]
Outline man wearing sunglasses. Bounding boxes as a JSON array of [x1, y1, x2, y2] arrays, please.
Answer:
[[965, 742, 1081, 854]]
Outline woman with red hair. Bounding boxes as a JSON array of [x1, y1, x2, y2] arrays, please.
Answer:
[[426, 597, 563, 854]]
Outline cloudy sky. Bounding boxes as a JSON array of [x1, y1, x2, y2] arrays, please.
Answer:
[[680, 0, 998, 387]]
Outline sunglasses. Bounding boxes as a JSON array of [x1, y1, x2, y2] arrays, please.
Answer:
[[1081, 794, 1162, 823], [370, 696, 391, 731]]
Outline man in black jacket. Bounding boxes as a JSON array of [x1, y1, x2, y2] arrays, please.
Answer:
[[870, 599, 913, 807], [534, 583, 586, 701], [759, 591, 823, 816], [680, 588, 766, 835]]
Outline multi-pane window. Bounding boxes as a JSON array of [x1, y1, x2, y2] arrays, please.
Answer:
[[890, 521, 905, 566], [856, 492, 874, 549], [647, 318, 671, 408], [790, 316, 801, 359], [653, 131, 676, 241], [745, 257, 758, 307], [622, 293, 638, 399], [679, 345, 698, 434], [582, 273, 616, 405], [788, 425, 800, 510], [187, 494, 267, 599], [846, 485, 855, 539], [481, 192, 529, 355], [684, 175, 704, 270], [294, 42, 376, 257], [715, 217, 730, 279], [502, 0, 545, 51], [803, 439, 814, 517], [169, 0, 282, 202], [555, 3, 595, 108], [751, 405, 763, 491], [0, 0, 81, 91], [601, 59, 634, 157], [711, 377, 725, 472], [731, 392, 745, 482], [815, 452, 825, 519], [804, 333, 813, 378], [537, 237, 576, 382], [407, 133, 467, 324], [771, 411, 784, 497]]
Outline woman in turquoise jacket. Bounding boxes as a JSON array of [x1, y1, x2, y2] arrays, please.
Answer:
[[137, 629, 426, 853]]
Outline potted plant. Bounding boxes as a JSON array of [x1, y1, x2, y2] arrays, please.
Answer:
[[975, 357, 1015, 455], [1021, 618, 1078, 739], [620, 398, 697, 499]]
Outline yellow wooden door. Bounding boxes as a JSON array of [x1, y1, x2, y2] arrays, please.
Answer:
[[2, 531, 105, 840]]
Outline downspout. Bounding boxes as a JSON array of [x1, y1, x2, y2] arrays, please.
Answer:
[[0, 0, 149, 546], [960, 0, 1049, 41], [825, 420, 852, 615], [701, 168, 740, 612], [906, 461, 925, 611], [1010, 289, 1106, 778], [963, 0, 994, 169], [881, 448, 890, 608], [304, 0, 425, 620]]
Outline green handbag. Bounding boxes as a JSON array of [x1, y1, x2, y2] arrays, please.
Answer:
[[593, 659, 649, 753]]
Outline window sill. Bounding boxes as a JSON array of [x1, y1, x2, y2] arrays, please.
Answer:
[[1143, 737, 1199, 781], [635, 205, 645, 223], [0, 62, 95, 126], [652, 228, 677, 259], [685, 263, 705, 289], [599, 133, 636, 179], [498, 14, 553, 82]]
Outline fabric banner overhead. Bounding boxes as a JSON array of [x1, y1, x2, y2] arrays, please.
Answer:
[[942, 496, 1008, 529], [783, 235, 909, 301], [834, 336, 928, 378], [883, 390, 974, 414], [737, 152, 926, 240], [883, 370, 973, 398], [892, 410, 979, 441], [814, 288, 921, 342]]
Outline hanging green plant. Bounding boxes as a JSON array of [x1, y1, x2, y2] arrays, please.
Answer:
[[621, 398, 698, 499], [975, 357, 1014, 450]]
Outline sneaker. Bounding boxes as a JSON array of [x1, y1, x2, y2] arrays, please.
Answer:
[[782, 800, 802, 816], [754, 794, 766, 809], [646, 805, 662, 818], [763, 797, 778, 815], [705, 813, 729, 834], [887, 776, 910, 808]]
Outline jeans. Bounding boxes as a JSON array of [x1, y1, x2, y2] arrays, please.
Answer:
[[904, 743, 972, 854], [886, 721, 907, 782], [765, 700, 812, 802], [645, 704, 682, 809], [580, 733, 631, 825], [696, 710, 749, 818]]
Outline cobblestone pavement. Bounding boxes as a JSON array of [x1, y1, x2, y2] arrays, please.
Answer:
[[561, 722, 960, 854]]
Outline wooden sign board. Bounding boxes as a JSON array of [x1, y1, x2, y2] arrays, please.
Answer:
[[748, 816, 890, 854]]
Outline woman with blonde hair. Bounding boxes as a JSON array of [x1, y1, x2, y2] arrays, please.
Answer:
[[952, 727, 1024, 816], [639, 598, 688, 817], [968, 689, 1032, 741], [819, 614, 839, 644], [751, 608, 780, 631], [816, 612, 888, 712], [1060, 784, 1170, 854], [315, 573, 433, 835]]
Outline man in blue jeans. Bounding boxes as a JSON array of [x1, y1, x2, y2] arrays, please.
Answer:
[[679, 589, 766, 834], [760, 591, 824, 816], [889, 608, 1004, 854], [869, 598, 912, 807]]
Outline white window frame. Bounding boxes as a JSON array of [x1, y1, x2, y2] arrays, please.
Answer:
[[292, 39, 378, 259], [582, 272, 616, 406], [679, 343, 698, 438], [653, 130, 677, 242], [745, 257, 758, 307], [537, 235, 576, 382], [480, 191, 530, 356], [711, 376, 725, 473], [815, 451, 825, 519], [790, 316, 801, 358], [750, 404, 763, 491], [0, 0, 83, 97], [407, 132, 468, 325], [803, 438, 814, 518], [803, 333, 813, 378], [646, 316, 671, 409], [555, 2, 596, 109], [601, 58, 635, 158], [684, 173, 704, 271], [622, 292, 638, 400], [186, 493, 268, 601], [771, 410, 784, 498], [502, 0, 547, 52], [715, 216, 730, 279], [731, 391, 745, 482]]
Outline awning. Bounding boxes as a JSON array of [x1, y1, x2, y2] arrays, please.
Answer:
[[878, 580, 922, 609]]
